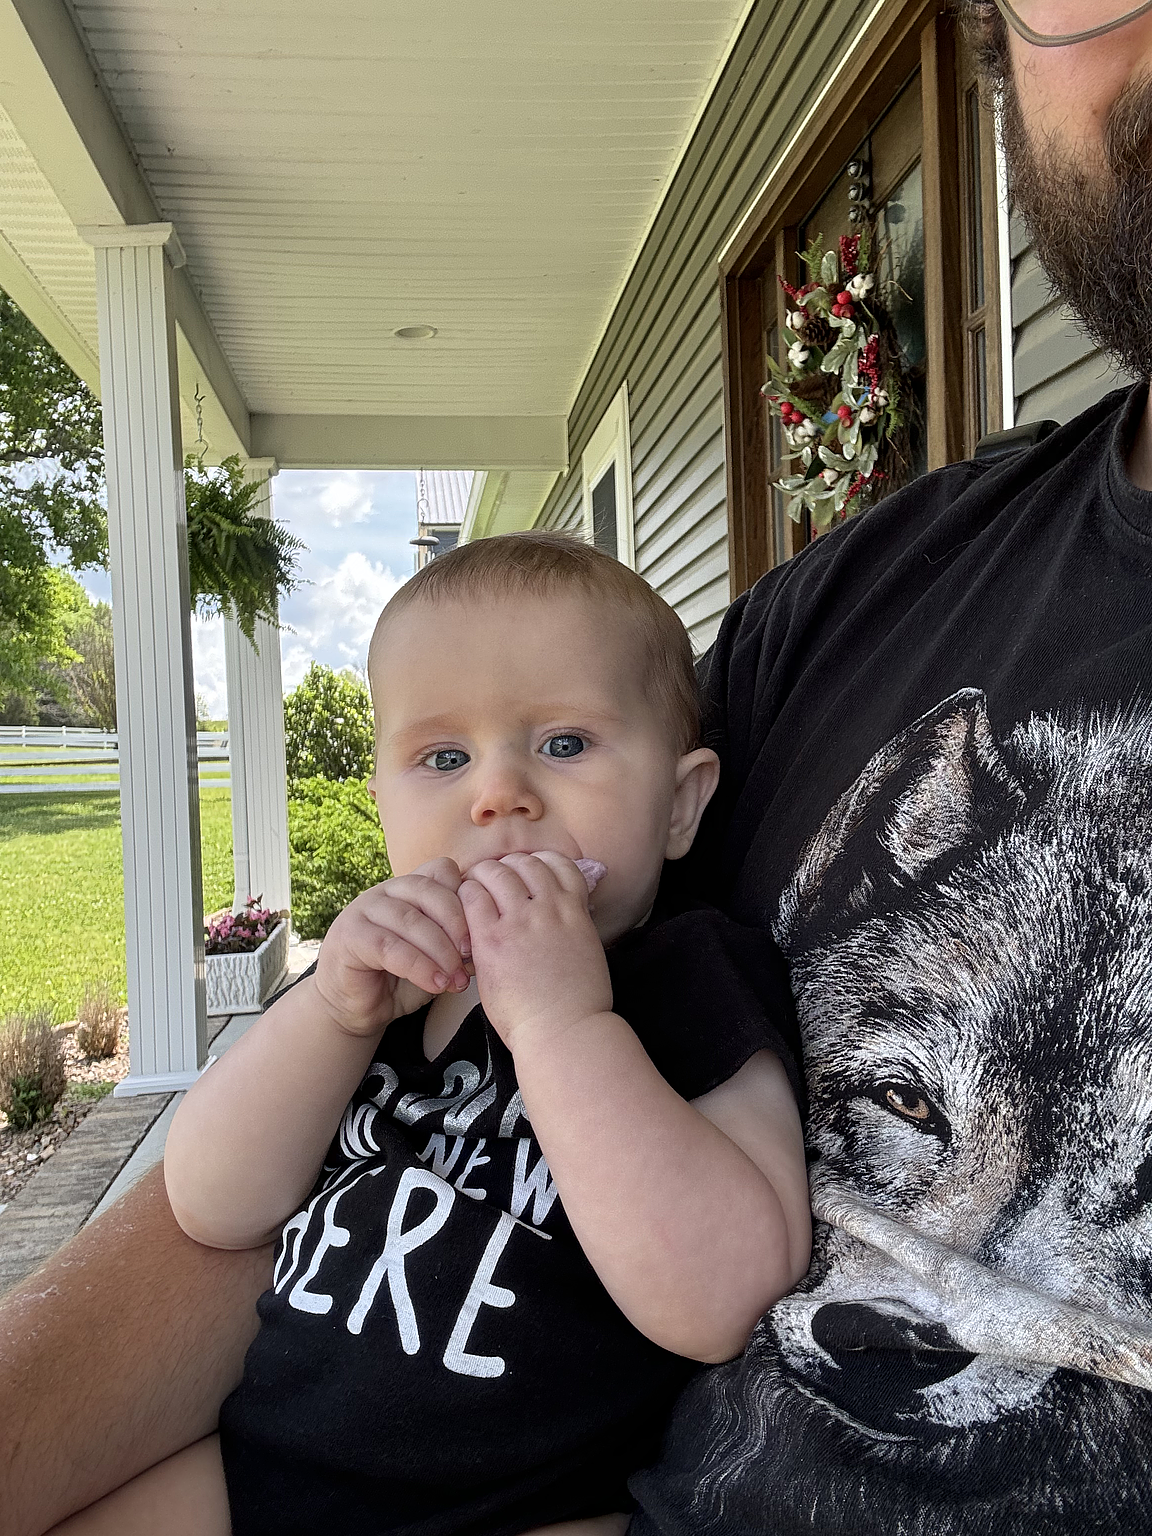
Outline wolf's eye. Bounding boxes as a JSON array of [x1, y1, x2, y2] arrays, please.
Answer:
[[885, 1087, 930, 1122], [869, 1081, 949, 1142], [423, 748, 470, 772]]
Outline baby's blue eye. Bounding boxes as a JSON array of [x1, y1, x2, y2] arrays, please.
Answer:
[[542, 735, 585, 759], [425, 748, 470, 772]]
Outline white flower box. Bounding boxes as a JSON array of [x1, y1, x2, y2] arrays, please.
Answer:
[[205, 919, 289, 1015]]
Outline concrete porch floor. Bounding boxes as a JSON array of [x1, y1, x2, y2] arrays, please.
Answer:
[[0, 939, 319, 1295]]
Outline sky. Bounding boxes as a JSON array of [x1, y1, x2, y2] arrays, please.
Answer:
[[84, 470, 419, 718]]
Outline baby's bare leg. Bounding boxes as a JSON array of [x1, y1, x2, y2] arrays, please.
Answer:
[[46, 1450, 628, 1536], [526, 1516, 630, 1536], [45, 1435, 230, 1536]]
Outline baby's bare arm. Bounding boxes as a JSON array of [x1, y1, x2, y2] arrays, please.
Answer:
[[513, 1024, 809, 1363], [165, 863, 472, 1249], [463, 854, 811, 1364], [164, 972, 387, 1248]]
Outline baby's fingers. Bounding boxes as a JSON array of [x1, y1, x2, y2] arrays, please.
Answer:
[[375, 935, 463, 995], [361, 896, 469, 991], [459, 875, 500, 934], [379, 872, 472, 963], [504, 851, 591, 902]]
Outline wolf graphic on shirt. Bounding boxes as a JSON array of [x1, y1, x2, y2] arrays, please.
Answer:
[[684, 689, 1152, 1534]]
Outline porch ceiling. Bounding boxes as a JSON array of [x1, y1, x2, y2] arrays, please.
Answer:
[[0, 0, 750, 473]]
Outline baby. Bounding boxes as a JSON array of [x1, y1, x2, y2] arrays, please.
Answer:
[[164, 531, 810, 1536]]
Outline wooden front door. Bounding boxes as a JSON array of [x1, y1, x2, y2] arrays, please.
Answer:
[[722, 1, 1003, 592]]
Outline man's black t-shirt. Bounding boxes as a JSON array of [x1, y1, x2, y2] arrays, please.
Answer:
[[633, 384, 1152, 1536], [218, 908, 793, 1536]]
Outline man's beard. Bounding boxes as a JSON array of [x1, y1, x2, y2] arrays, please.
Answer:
[[1002, 72, 1152, 379]]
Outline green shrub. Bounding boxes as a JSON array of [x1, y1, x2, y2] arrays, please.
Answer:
[[68, 1080, 113, 1102], [288, 776, 390, 940], [0, 1010, 66, 1129], [283, 663, 374, 785]]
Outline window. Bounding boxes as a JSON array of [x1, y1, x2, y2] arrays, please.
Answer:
[[581, 384, 635, 567], [721, 1, 1003, 594]]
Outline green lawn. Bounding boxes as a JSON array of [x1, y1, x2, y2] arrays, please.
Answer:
[[0, 788, 233, 1021]]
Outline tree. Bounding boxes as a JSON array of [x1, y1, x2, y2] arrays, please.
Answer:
[[283, 663, 375, 785], [0, 568, 92, 724], [0, 291, 106, 700], [1, 287, 303, 693], [63, 600, 117, 730]]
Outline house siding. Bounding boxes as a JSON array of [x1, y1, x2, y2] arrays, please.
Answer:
[[538, 0, 874, 652], [1009, 214, 1131, 427]]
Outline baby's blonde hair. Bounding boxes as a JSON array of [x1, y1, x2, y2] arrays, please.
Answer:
[[369, 531, 701, 753]]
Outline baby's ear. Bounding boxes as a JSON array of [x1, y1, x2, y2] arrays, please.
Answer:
[[665, 748, 721, 860]]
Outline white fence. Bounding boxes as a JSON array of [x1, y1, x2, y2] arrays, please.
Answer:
[[0, 726, 230, 794]]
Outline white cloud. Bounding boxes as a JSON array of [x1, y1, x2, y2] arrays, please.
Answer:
[[80, 470, 420, 718], [316, 474, 376, 527], [281, 551, 404, 691]]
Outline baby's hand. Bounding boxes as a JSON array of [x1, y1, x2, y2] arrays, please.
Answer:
[[460, 852, 612, 1052], [313, 858, 472, 1037]]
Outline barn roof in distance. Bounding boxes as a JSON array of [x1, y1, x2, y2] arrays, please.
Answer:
[[419, 470, 473, 526]]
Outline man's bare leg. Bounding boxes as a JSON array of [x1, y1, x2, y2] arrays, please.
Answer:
[[0, 1164, 272, 1536], [45, 1436, 231, 1536]]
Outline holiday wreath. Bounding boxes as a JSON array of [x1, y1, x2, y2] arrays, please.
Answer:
[[762, 231, 908, 530]]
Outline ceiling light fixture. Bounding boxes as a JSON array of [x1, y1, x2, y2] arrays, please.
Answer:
[[394, 324, 438, 340]]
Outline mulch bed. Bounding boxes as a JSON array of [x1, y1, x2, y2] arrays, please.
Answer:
[[0, 1019, 129, 1207]]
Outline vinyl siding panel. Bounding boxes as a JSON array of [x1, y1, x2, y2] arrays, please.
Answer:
[[1009, 214, 1131, 427], [538, 0, 873, 652]]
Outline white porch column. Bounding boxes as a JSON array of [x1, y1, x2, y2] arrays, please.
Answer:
[[83, 222, 207, 1096], [223, 458, 292, 917]]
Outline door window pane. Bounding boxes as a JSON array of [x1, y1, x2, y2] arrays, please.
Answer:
[[797, 74, 929, 497], [591, 466, 618, 558], [974, 325, 988, 445], [965, 86, 986, 312], [878, 159, 928, 481]]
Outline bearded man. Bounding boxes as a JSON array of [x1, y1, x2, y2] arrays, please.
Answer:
[[6, 3, 1152, 1532]]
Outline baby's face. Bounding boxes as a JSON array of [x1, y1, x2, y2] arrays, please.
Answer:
[[368, 591, 712, 943]]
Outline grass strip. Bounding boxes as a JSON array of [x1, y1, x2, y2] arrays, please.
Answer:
[[0, 787, 233, 1021]]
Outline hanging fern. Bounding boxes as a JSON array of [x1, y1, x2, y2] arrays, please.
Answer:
[[184, 455, 303, 646]]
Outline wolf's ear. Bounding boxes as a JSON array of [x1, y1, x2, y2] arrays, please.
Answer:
[[777, 689, 1025, 951]]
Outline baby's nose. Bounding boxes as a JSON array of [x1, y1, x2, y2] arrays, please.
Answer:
[[469, 766, 543, 824]]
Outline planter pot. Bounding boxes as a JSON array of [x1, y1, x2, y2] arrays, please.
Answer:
[[205, 919, 289, 1015]]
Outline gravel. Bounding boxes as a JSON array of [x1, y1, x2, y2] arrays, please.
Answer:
[[0, 1017, 129, 1207]]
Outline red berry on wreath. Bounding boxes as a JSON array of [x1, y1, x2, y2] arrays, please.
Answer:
[[837, 292, 852, 306], [837, 405, 853, 422]]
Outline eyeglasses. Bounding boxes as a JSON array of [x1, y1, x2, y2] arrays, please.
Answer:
[[994, 0, 1152, 45]]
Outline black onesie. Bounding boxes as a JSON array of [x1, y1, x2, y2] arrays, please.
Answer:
[[218, 906, 798, 1536]]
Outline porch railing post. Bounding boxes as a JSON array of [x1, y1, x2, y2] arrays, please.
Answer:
[[83, 222, 207, 1095], [223, 459, 291, 918]]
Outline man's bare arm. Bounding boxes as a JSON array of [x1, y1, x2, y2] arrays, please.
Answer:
[[0, 1164, 272, 1536]]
